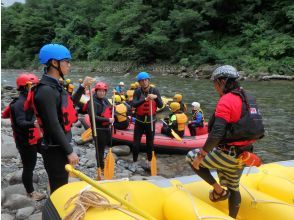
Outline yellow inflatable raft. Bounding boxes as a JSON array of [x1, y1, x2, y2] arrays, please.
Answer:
[[43, 161, 294, 220]]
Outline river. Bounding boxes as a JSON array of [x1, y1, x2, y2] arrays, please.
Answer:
[[1, 69, 294, 163]]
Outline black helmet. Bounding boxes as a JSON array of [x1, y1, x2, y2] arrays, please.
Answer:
[[211, 65, 239, 81]]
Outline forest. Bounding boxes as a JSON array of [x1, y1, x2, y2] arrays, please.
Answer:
[[2, 0, 293, 75]]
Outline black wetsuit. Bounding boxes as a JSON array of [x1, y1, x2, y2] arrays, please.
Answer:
[[34, 74, 85, 193], [132, 87, 163, 162], [87, 95, 112, 169], [10, 91, 41, 194]]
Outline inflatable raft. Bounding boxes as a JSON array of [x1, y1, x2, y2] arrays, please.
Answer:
[[43, 160, 294, 220], [82, 114, 208, 152]]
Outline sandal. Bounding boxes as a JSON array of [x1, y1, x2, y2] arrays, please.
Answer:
[[209, 188, 230, 202]]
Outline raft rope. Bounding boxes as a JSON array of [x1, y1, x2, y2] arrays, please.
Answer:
[[176, 184, 231, 220], [63, 190, 143, 220], [240, 184, 294, 208]]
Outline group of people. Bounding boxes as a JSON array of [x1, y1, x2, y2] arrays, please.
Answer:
[[2, 43, 265, 219]]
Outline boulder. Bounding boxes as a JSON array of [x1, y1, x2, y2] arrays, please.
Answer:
[[16, 206, 35, 220]]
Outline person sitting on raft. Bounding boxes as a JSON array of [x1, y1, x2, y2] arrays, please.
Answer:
[[173, 93, 187, 112], [188, 102, 204, 136], [161, 102, 188, 138], [113, 95, 130, 130]]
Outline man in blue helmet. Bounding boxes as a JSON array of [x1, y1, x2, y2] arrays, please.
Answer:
[[130, 72, 163, 172], [28, 44, 94, 194]]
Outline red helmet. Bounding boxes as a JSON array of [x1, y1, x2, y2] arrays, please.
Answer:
[[16, 73, 39, 90], [95, 82, 108, 91]]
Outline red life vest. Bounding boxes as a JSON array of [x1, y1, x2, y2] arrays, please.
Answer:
[[25, 88, 77, 133], [101, 106, 112, 126], [136, 99, 157, 116], [3, 100, 41, 146]]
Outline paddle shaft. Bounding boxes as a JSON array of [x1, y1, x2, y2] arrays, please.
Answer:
[[65, 165, 156, 220], [89, 87, 101, 175], [150, 100, 153, 132]]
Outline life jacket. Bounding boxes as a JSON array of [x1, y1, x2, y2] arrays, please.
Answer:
[[25, 86, 78, 133], [115, 103, 127, 122], [6, 98, 41, 145], [192, 108, 204, 126], [175, 113, 188, 131], [94, 98, 112, 126], [126, 90, 134, 101], [136, 99, 157, 116], [208, 89, 264, 143]]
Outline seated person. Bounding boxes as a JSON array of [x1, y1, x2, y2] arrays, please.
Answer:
[[113, 95, 130, 130], [173, 93, 187, 112], [115, 81, 125, 95], [188, 102, 204, 136], [125, 83, 136, 103], [161, 102, 188, 138]]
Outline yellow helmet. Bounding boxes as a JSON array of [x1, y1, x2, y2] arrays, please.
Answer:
[[134, 82, 139, 88], [114, 95, 121, 103], [170, 102, 180, 112], [130, 83, 136, 89], [173, 93, 182, 102], [65, 79, 71, 84]]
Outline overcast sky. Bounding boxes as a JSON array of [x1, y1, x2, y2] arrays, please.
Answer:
[[2, 0, 25, 7]]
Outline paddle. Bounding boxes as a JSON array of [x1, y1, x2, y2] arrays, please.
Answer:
[[104, 90, 116, 180], [161, 119, 182, 141], [65, 165, 156, 220], [89, 86, 102, 180], [81, 127, 92, 142], [150, 100, 157, 176]]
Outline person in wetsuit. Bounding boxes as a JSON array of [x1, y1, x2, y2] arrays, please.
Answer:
[[31, 44, 94, 194], [2, 73, 46, 201], [130, 72, 163, 172], [186, 65, 264, 218]]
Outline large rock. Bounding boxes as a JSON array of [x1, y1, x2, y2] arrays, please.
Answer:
[[112, 145, 131, 156], [3, 194, 35, 210], [1, 134, 18, 158], [28, 212, 42, 220], [9, 170, 39, 185], [16, 206, 35, 220], [1, 119, 11, 127], [1, 214, 14, 220], [2, 184, 27, 197]]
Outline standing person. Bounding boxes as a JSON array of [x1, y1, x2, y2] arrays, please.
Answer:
[[186, 65, 264, 218], [2, 73, 46, 201], [188, 102, 204, 136], [173, 93, 187, 112], [30, 43, 94, 194], [87, 82, 114, 172], [161, 102, 188, 138], [130, 72, 163, 171]]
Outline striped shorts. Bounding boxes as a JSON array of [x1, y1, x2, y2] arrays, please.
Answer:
[[186, 148, 244, 191]]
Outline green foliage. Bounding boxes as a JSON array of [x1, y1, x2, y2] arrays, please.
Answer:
[[1, 0, 293, 75]]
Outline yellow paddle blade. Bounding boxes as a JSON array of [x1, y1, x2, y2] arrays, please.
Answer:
[[171, 129, 182, 141], [81, 128, 92, 142], [96, 167, 102, 181], [104, 148, 115, 180], [151, 151, 157, 176]]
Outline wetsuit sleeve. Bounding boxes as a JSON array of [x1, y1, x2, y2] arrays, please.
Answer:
[[35, 86, 73, 155], [153, 88, 163, 108], [132, 89, 145, 108], [71, 85, 86, 106], [13, 99, 34, 129]]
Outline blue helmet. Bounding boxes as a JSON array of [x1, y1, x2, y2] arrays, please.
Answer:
[[137, 72, 150, 81], [39, 44, 72, 64]]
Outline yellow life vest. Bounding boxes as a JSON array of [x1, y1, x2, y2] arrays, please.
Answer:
[[126, 90, 135, 101], [176, 113, 188, 131], [116, 103, 127, 122]]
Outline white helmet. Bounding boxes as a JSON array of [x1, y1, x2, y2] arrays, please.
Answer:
[[211, 65, 239, 81], [191, 102, 200, 110], [119, 81, 125, 86]]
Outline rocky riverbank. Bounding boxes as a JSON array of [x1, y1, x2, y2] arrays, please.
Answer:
[[1, 86, 194, 220]]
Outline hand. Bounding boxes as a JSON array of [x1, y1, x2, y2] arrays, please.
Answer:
[[81, 76, 95, 88], [188, 121, 191, 124], [192, 156, 203, 170], [147, 94, 157, 100], [67, 152, 79, 166], [109, 118, 115, 124]]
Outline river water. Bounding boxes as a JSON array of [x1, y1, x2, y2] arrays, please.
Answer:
[[1, 69, 294, 163]]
